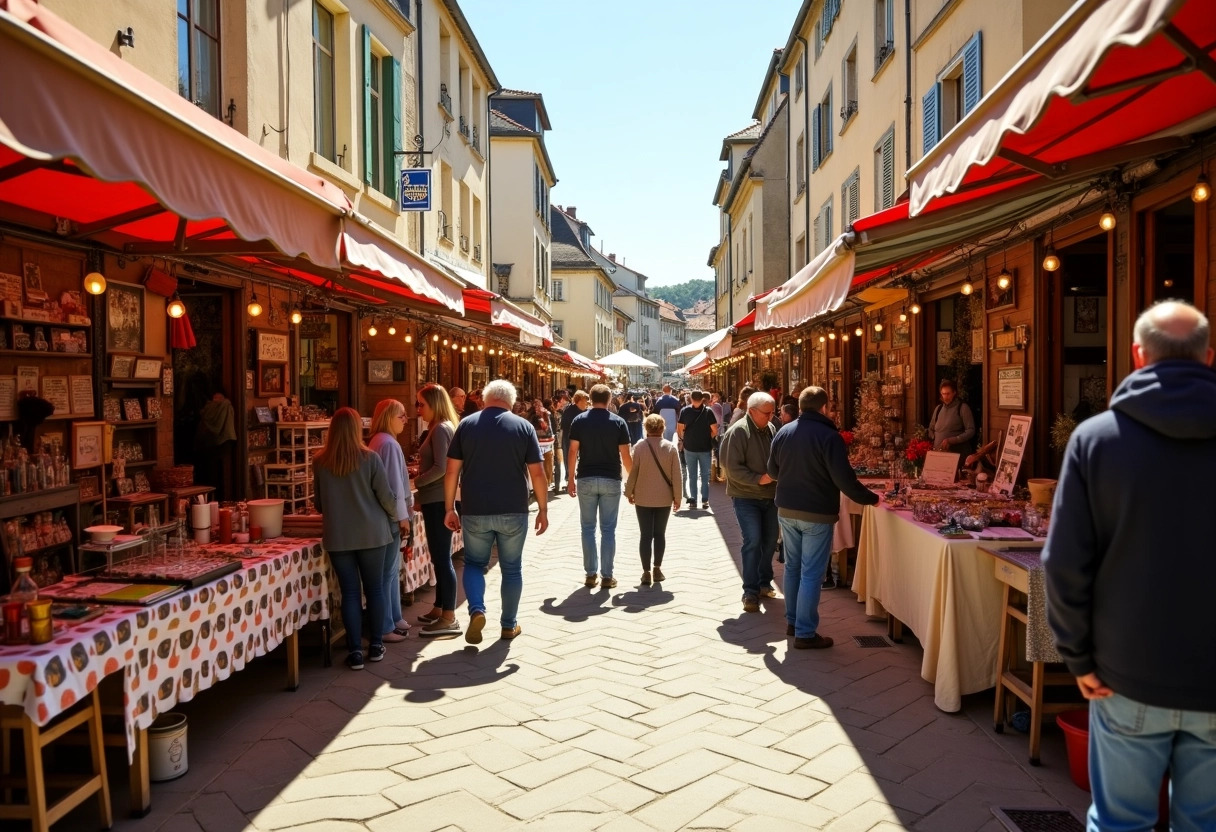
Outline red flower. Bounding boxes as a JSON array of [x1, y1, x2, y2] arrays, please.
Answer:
[[839, 430, 854, 446], [905, 439, 931, 462]]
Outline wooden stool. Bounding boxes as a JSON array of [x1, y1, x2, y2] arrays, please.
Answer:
[[0, 688, 112, 831]]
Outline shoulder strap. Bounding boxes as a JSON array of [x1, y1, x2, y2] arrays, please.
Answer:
[[645, 439, 674, 489]]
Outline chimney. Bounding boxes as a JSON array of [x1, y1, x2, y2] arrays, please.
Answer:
[[608, 253, 616, 263], [566, 206, 577, 219]]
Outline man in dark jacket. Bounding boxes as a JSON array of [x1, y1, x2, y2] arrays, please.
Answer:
[[1043, 300, 1216, 831], [769, 386, 878, 648], [721, 391, 779, 612]]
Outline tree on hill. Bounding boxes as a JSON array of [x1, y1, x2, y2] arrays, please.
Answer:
[[649, 279, 714, 311]]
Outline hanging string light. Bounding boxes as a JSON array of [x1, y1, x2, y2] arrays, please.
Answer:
[[290, 302, 303, 325], [83, 250, 107, 295], [1042, 227, 1061, 272], [388, 322, 397, 335], [166, 292, 186, 319], [854, 325, 863, 337], [367, 320, 378, 337], [247, 282, 263, 317], [404, 332, 413, 343], [899, 307, 908, 323], [1192, 172, 1211, 203], [1099, 202, 1117, 231], [910, 296, 921, 315]]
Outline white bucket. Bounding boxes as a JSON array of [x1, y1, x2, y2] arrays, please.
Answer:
[[149, 712, 188, 782], [248, 498, 285, 540]]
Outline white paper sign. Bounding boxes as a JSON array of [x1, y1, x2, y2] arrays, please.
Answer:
[[992, 414, 1033, 496], [921, 450, 960, 487]]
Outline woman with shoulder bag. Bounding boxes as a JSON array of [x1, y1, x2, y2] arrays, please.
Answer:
[[624, 414, 682, 585]]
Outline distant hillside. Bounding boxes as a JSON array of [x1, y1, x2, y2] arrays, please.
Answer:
[[650, 279, 713, 311]]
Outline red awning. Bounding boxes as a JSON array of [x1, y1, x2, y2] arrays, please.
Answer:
[[908, 0, 1215, 216], [0, 0, 351, 268], [461, 286, 553, 343]]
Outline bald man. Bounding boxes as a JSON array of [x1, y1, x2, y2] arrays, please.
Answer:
[[1043, 300, 1216, 831]]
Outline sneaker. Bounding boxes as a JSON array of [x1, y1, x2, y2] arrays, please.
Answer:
[[382, 629, 408, 643], [641, 571, 652, 586], [793, 634, 834, 650], [652, 566, 665, 582], [345, 651, 365, 670], [465, 611, 486, 645], [417, 612, 441, 626], [584, 574, 598, 588], [821, 577, 837, 590], [742, 595, 760, 613], [420, 618, 461, 637], [368, 644, 386, 662], [701, 502, 711, 511], [500, 624, 522, 640], [758, 586, 778, 598], [601, 576, 618, 589]]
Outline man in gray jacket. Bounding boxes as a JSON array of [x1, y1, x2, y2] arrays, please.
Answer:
[[720, 391, 779, 613]]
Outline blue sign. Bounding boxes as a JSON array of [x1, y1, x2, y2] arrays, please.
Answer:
[[399, 169, 431, 211]]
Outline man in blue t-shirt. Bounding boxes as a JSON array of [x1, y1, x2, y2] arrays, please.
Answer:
[[678, 391, 718, 510], [652, 384, 681, 441], [445, 380, 549, 644], [567, 384, 632, 588], [618, 394, 645, 445]]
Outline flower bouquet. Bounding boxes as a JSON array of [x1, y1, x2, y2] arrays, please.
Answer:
[[903, 438, 932, 478]]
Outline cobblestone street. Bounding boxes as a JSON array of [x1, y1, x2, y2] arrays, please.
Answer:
[[80, 482, 1089, 831]]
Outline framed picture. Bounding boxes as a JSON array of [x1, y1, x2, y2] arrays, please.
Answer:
[[109, 354, 134, 379], [1074, 296, 1100, 333], [16, 365, 38, 393], [866, 353, 881, 373], [133, 358, 161, 379], [102, 395, 123, 422], [115, 477, 135, 496], [22, 261, 48, 304], [123, 398, 144, 420], [892, 321, 911, 348], [971, 329, 985, 364], [41, 376, 70, 416], [254, 406, 275, 424], [257, 361, 286, 397], [105, 282, 145, 353], [256, 330, 290, 362], [936, 331, 953, 366], [828, 356, 842, 374], [133, 472, 151, 492], [316, 365, 339, 390], [997, 365, 1025, 410], [144, 397, 163, 420], [0, 376, 15, 421], [367, 359, 393, 384], [1080, 376, 1107, 411], [986, 268, 1017, 311], [76, 475, 99, 499], [71, 420, 106, 469], [69, 375, 94, 416]]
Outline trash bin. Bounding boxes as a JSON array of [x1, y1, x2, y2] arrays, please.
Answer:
[[149, 712, 188, 782], [1057, 708, 1169, 824]]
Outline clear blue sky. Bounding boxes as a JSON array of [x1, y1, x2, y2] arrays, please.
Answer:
[[460, 0, 802, 287]]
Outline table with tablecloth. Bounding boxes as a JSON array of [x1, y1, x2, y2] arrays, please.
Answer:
[[851, 503, 1042, 711]]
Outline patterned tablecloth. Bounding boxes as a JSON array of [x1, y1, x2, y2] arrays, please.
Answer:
[[0, 538, 329, 759]]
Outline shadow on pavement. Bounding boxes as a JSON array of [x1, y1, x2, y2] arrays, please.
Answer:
[[539, 586, 613, 621], [390, 639, 520, 703], [611, 586, 675, 613]]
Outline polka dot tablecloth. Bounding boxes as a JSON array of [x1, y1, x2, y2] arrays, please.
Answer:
[[0, 538, 330, 760]]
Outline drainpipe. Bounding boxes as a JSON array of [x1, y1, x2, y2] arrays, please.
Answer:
[[415, 0, 425, 254], [797, 36, 811, 267], [726, 214, 734, 330], [904, 0, 912, 170], [486, 85, 501, 291]]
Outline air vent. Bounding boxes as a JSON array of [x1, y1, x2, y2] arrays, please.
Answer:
[[992, 808, 1084, 832], [852, 635, 893, 648]]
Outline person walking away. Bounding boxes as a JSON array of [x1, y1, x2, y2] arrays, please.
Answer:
[[367, 399, 414, 644], [412, 384, 462, 636], [709, 392, 727, 481], [721, 391, 780, 612], [619, 394, 645, 445], [561, 390, 589, 487], [1043, 300, 1216, 832], [927, 379, 975, 453], [551, 390, 569, 492], [444, 380, 549, 643], [313, 408, 398, 669], [728, 386, 756, 426], [769, 387, 878, 648], [567, 384, 633, 588], [653, 384, 681, 441], [530, 398, 556, 493], [678, 391, 717, 510], [624, 414, 681, 585]]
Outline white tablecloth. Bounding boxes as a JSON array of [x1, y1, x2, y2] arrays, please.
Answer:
[[852, 503, 1041, 711]]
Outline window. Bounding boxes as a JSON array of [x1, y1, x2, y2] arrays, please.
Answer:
[[874, 126, 896, 210], [812, 85, 833, 170], [552, 321, 564, 339], [312, 2, 336, 162], [473, 195, 483, 258], [841, 169, 860, 230], [795, 134, 806, 193], [748, 215, 754, 273], [552, 279, 565, 301], [438, 162, 453, 240], [536, 238, 543, 289], [841, 44, 858, 125], [795, 234, 807, 271], [360, 29, 401, 196], [874, 0, 896, 71], [459, 181, 471, 252], [814, 196, 834, 254], [795, 52, 805, 98], [816, 0, 841, 58], [178, 0, 221, 118], [569, 339, 577, 353], [923, 32, 982, 154]]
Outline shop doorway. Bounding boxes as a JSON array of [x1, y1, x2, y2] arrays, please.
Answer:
[[926, 296, 983, 448], [1049, 234, 1109, 436], [1144, 197, 1199, 306], [298, 311, 349, 414]]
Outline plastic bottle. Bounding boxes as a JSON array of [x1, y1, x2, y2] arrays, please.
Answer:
[[11, 556, 38, 640]]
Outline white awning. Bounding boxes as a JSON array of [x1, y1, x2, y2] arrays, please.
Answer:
[[341, 223, 465, 313], [674, 350, 710, 376], [753, 238, 856, 331], [670, 327, 729, 357]]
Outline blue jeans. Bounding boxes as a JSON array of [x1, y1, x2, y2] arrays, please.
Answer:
[[420, 501, 456, 611], [380, 528, 403, 634], [778, 517, 834, 638], [460, 513, 528, 629], [733, 497, 778, 597], [1088, 692, 1216, 832], [577, 477, 622, 578], [329, 546, 385, 653], [685, 450, 712, 503]]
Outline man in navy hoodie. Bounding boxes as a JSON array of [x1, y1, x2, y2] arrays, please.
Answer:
[[1043, 300, 1216, 832], [768, 386, 879, 648]]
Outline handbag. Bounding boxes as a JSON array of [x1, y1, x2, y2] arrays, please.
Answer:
[[644, 439, 674, 490]]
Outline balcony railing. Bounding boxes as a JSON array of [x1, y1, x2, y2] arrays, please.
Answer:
[[439, 84, 453, 118], [458, 116, 470, 139], [840, 100, 858, 120], [471, 125, 480, 153], [437, 210, 451, 241], [472, 243, 482, 262], [459, 234, 469, 252]]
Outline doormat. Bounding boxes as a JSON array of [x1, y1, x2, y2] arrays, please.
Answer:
[[852, 635, 894, 648], [992, 807, 1085, 832]]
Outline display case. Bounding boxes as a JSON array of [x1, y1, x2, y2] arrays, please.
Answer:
[[0, 484, 80, 594], [265, 421, 328, 513]]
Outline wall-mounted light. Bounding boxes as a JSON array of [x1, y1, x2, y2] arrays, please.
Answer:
[[1193, 173, 1211, 203], [828, 331, 836, 340], [166, 292, 186, 319]]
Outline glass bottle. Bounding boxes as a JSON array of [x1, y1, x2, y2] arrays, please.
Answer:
[[11, 556, 38, 640]]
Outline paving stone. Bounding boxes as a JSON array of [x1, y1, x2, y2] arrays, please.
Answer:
[[594, 779, 660, 812], [812, 769, 888, 814], [724, 788, 838, 828], [250, 795, 397, 829], [279, 769, 403, 802], [187, 793, 250, 832], [499, 748, 602, 789], [719, 760, 828, 799], [582, 709, 653, 739], [634, 693, 720, 727], [462, 738, 538, 773], [382, 764, 519, 807], [821, 801, 911, 832], [799, 743, 867, 785], [498, 767, 619, 820], [568, 727, 652, 761], [631, 749, 734, 793], [390, 749, 472, 779], [596, 815, 659, 832], [157, 814, 205, 832], [526, 717, 596, 741], [632, 773, 747, 832], [731, 816, 826, 832], [367, 791, 515, 831], [686, 806, 747, 829]]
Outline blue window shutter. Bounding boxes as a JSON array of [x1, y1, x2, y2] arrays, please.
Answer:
[[826, 88, 833, 156], [885, 0, 895, 45], [812, 106, 821, 171], [922, 84, 940, 154], [962, 32, 983, 115], [361, 26, 373, 185], [383, 56, 401, 196]]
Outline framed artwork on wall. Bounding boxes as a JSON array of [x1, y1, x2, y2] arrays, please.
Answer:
[[256, 330, 290, 362], [1074, 297, 1100, 333], [133, 358, 161, 379], [105, 282, 145, 353], [892, 321, 911, 348], [109, 354, 134, 379], [828, 357, 842, 374], [367, 359, 393, 384], [257, 362, 286, 397], [71, 420, 106, 469], [316, 365, 339, 390], [986, 268, 1017, 311]]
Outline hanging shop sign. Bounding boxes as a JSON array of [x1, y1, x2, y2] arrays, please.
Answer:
[[399, 169, 432, 212]]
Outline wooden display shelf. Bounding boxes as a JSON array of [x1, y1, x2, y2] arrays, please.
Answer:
[[121, 460, 158, 469], [108, 420, 158, 427], [0, 350, 91, 358], [101, 377, 158, 385], [0, 315, 91, 327]]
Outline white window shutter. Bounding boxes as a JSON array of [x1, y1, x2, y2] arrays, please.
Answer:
[[849, 173, 860, 224], [826, 88, 833, 156], [963, 32, 983, 115], [922, 85, 940, 154], [882, 130, 896, 209]]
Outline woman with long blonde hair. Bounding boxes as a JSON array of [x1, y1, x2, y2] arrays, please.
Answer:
[[314, 407, 399, 669], [368, 398, 413, 643], [413, 383, 462, 636]]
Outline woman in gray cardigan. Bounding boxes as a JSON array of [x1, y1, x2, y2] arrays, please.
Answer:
[[314, 408, 398, 670], [413, 383, 462, 636], [624, 414, 682, 585]]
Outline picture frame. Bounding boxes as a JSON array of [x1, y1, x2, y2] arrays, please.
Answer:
[[986, 268, 1017, 311], [76, 475, 99, 500], [892, 321, 911, 348], [866, 353, 881, 373], [367, 359, 393, 384], [256, 330, 290, 362], [109, 354, 134, 379], [41, 376, 70, 416], [16, 365, 38, 393], [1080, 376, 1107, 411], [22, 261, 47, 305], [997, 365, 1026, 410], [257, 361, 286, 397], [936, 331, 953, 366], [102, 395, 123, 423], [0, 376, 16, 421], [122, 398, 144, 421], [254, 406, 276, 424], [71, 420, 106, 469], [144, 397, 163, 420], [133, 358, 161, 379], [105, 282, 145, 353], [1074, 296, 1100, 333], [828, 356, 842, 374], [315, 365, 339, 390]]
